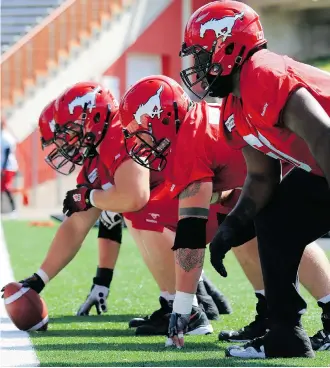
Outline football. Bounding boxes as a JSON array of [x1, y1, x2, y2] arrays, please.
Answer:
[[3, 282, 49, 331]]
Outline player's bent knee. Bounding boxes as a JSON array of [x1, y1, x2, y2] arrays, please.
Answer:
[[172, 218, 208, 250]]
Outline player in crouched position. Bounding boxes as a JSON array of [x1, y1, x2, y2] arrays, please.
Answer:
[[119, 74, 330, 352], [2, 81, 228, 336], [38, 97, 123, 316], [180, 0, 330, 358]]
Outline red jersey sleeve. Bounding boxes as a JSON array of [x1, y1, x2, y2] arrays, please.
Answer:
[[240, 50, 305, 127], [167, 103, 214, 198], [98, 115, 131, 180]]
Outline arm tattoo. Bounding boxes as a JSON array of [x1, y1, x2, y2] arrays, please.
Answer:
[[175, 248, 205, 273], [178, 182, 201, 200]]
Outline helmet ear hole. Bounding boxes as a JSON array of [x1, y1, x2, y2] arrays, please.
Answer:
[[94, 112, 101, 123], [162, 117, 170, 125], [225, 43, 235, 55]]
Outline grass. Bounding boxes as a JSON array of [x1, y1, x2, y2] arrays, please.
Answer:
[[310, 57, 330, 72], [2, 219, 330, 367]]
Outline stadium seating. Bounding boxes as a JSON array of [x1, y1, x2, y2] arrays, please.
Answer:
[[1, 0, 126, 109], [1, 0, 66, 54]]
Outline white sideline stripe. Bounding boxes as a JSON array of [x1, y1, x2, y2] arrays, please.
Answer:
[[0, 224, 39, 367], [4, 287, 30, 305]]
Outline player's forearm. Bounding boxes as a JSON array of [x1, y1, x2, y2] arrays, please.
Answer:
[[91, 186, 148, 213], [40, 209, 100, 280], [308, 131, 330, 188], [229, 172, 280, 224], [174, 248, 205, 294]]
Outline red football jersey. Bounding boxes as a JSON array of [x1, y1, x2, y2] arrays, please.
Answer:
[[76, 154, 112, 189], [167, 101, 246, 198], [124, 181, 222, 244], [220, 49, 330, 177]]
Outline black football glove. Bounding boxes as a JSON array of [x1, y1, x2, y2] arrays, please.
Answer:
[[1, 273, 45, 297], [165, 312, 190, 349], [63, 186, 93, 217], [210, 215, 247, 277]]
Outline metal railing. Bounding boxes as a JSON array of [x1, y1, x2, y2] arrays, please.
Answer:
[[1, 0, 124, 108]]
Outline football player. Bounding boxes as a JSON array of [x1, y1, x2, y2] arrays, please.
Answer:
[[2, 82, 227, 336], [33, 92, 123, 317], [180, 0, 330, 358], [119, 74, 330, 352]]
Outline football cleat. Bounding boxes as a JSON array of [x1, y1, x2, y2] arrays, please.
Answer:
[[129, 296, 172, 329], [310, 329, 330, 351], [202, 274, 232, 314], [196, 280, 219, 321], [226, 326, 315, 358]]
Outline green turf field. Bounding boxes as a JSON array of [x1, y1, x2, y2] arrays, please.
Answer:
[[2, 220, 330, 367], [312, 58, 330, 72]]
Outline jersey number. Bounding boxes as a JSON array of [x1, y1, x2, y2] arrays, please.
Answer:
[[243, 132, 312, 172]]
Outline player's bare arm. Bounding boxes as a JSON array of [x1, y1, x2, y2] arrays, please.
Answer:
[[282, 87, 330, 186], [39, 207, 101, 281], [91, 160, 150, 212], [174, 180, 213, 294], [229, 146, 281, 224]]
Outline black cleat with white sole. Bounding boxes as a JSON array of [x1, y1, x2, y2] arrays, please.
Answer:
[[129, 296, 172, 329], [202, 274, 232, 315], [310, 329, 330, 351], [219, 292, 268, 342], [226, 326, 315, 359], [219, 318, 268, 343], [186, 305, 214, 336], [135, 304, 213, 336]]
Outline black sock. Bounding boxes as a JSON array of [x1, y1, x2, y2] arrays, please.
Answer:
[[318, 300, 330, 332], [255, 292, 268, 323], [93, 267, 113, 288]]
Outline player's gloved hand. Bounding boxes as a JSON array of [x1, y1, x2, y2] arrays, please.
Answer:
[[99, 211, 122, 230], [63, 185, 93, 217], [76, 284, 109, 316], [165, 312, 190, 349], [1, 273, 45, 297], [210, 215, 245, 278]]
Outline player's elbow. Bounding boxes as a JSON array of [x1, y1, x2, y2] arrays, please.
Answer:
[[129, 189, 150, 211]]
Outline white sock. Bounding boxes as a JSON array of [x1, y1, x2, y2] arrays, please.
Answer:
[[192, 294, 198, 307], [160, 291, 169, 300], [318, 294, 330, 304], [255, 289, 265, 296], [167, 293, 176, 301]]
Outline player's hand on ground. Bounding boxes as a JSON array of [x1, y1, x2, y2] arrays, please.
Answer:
[[165, 312, 190, 349], [76, 284, 109, 316], [1, 273, 45, 297], [63, 186, 93, 217]]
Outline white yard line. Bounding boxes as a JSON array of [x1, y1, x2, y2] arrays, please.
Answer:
[[0, 223, 39, 367]]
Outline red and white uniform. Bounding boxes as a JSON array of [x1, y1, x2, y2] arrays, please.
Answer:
[[76, 114, 127, 189], [76, 114, 173, 233], [1, 129, 18, 192], [163, 101, 247, 242], [220, 50, 330, 176]]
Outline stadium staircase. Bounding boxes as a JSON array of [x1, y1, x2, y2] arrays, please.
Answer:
[[0, 0, 171, 212]]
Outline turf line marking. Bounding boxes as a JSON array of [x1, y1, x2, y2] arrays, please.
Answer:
[[0, 223, 40, 367]]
